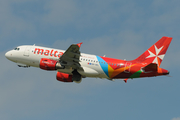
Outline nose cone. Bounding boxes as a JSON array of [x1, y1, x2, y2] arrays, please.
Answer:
[[5, 51, 13, 60], [5, 51, 9, 59]]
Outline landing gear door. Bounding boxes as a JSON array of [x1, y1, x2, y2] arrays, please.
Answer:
[[124, 62, 132, 73], [24, 46, 32, 57]]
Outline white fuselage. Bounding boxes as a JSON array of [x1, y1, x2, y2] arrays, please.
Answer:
[[5, 45, 110, 79]]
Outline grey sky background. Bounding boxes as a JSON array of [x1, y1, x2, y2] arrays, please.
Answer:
[[0, 0, 180, 120]]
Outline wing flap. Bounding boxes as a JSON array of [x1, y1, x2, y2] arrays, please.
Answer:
[[62, 56, 80, 62]]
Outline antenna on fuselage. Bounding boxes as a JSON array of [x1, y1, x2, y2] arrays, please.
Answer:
[[33, 44, 35, 46]]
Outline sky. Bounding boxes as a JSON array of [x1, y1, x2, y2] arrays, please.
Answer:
[[0, 0, 180, 120]]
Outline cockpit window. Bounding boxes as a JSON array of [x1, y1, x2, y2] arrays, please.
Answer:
[[14, 48, 20, 51]]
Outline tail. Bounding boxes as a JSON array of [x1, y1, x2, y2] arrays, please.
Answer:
[[134, 36, 172, 67]]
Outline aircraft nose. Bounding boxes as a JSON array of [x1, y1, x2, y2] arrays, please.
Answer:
[[5, 51, 12, 60]]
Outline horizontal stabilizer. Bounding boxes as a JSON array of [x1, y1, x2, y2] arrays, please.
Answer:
[[142, 63, 158, 73]]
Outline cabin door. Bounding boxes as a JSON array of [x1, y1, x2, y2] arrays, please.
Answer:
[[124, 62, 132, 73]]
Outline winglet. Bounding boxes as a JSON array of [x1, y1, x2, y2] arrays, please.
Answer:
[[77, 42, 83, 48], [124, 78, 128, 83]]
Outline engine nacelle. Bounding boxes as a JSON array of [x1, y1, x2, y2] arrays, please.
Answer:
[[56, 72, 73, 82], [40, 58, 64, 70]]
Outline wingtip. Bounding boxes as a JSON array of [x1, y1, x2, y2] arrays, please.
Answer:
[[124, 78, 128, 83], [77, 42, 83, 47]]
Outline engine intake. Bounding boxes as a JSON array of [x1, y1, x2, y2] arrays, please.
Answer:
[[40, 58, 64, 70], [56, 72, 73, 82]]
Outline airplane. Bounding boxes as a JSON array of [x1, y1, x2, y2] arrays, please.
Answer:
[[5, 36, 172, 83]]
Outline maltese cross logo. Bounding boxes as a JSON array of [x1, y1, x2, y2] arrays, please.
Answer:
[[146, 45, 165, 66]]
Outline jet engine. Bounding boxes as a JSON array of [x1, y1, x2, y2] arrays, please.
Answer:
[[56, 72, 73, 82], [40, 58, 64, 70]]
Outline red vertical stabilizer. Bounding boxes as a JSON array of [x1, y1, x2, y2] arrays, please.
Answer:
[[133, 36, 172, 67]]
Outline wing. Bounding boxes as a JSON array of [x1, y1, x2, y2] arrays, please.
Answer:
[[59, 42, 83, 69]]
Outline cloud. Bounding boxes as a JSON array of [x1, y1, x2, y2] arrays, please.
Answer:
[[43, 0, 79, 25], [41, 0, 140, 29], [0, 0, 37, 49], [172, 117, 180, 120]]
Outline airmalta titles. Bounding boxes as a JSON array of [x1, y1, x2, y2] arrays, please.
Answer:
[[34, 48, 64, 57]]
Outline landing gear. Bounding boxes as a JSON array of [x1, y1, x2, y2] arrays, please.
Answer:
[[72, 69, 82, 83]]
